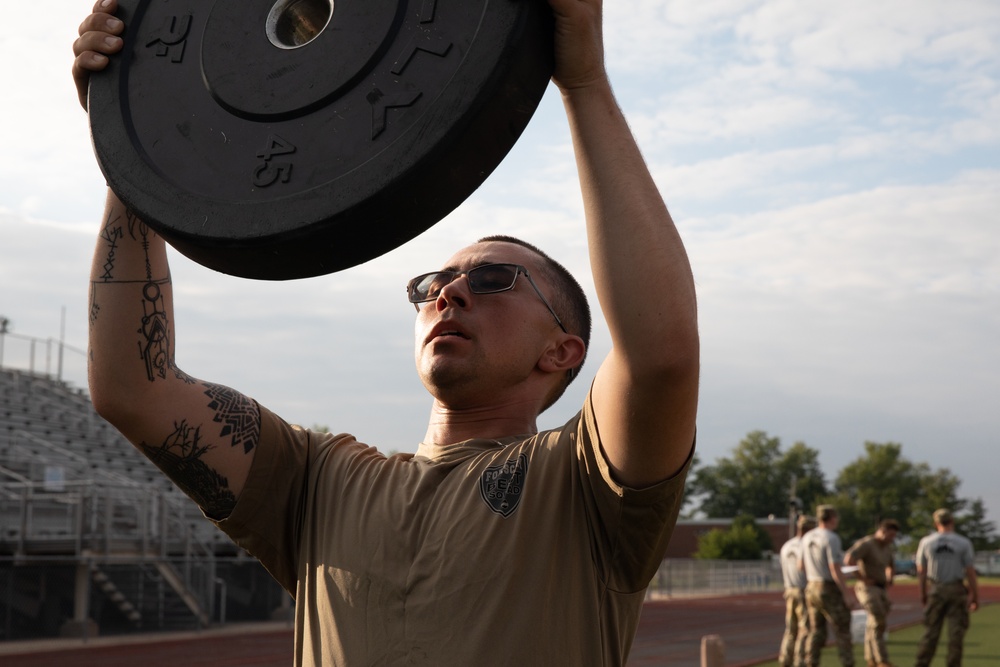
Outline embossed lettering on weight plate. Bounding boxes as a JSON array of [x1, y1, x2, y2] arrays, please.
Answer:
[[368, 2, 454, 140], [146, 15, 193, 64], [252, 134, 296, 187], [390, 31, 452, 77], [419, 0, 438, 23], [367, 88, 422, 140]]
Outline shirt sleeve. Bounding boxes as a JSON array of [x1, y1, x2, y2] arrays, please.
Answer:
[[210, 403, 359, 595], [916, 537, 928, 569], [960, 538, 975, 569], [829, 534, 844, 566], [845, 538, 864, 562], [575, 388, 694, 593]]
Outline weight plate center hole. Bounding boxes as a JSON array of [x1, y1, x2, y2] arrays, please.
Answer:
[[266, 0, 334, 50]]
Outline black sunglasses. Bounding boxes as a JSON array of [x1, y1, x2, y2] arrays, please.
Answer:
[[406, 263, 568, 334]]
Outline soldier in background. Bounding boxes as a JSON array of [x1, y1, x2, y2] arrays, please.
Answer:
[[779, 514, 817, 667], [801, 504, 854, 667], [845, 519, 899, 667], [915, 509, 979, 667]]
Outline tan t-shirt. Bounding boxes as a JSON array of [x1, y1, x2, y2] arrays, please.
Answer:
[[214, 390, 689, 666], [846, 535, 895, 586]]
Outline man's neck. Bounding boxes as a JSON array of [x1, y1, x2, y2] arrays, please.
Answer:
[[422, 400, 540, 445]]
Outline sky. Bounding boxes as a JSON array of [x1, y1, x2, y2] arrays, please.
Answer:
[[1, 0, 998, 533]]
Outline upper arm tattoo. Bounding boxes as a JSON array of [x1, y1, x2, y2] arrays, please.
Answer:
[[203, 383, 260, 454], [141, 420, 238, 520], [139, 387, 259, 518]]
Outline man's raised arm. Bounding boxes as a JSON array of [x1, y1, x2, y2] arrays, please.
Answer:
[[77, 0, 258, 518], [548, 0, 699, 487]]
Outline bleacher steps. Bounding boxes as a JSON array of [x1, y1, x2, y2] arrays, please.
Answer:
[[91, 564, 142, 626], [154, 561, 211, 627]]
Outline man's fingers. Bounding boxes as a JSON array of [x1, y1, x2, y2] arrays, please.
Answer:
[[73, 50, 111, 76], [72, 8, 124, 111], [88, 0, 119, 22], [76, 13, 124, 43], [73, 30, 123, 58]]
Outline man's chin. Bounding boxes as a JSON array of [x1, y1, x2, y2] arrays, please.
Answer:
[[418, 359, 474, 395]]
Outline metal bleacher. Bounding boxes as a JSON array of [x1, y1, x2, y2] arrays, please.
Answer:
[[0, 367, 225, 544], [0, 366, 273, 640]]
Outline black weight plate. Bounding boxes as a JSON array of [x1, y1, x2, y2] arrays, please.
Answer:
[[89, 0, 553, 280]]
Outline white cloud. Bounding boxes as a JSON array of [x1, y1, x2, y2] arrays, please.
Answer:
[[735, 0, 1000, 70], [689, 170, 1000, 295]]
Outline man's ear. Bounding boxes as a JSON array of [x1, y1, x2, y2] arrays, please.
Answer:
[[537, 334, 586, 375]]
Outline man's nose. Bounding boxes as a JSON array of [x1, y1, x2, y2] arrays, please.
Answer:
[[435, 274, 471, 310]]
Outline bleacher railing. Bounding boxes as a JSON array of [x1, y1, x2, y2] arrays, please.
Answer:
[[646, 558, 783, 599], [0, 478, 219, 548], [0, 330, 88, 389], [0, 479, 218, 621]]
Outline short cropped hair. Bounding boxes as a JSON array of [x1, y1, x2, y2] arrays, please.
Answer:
[[933, 509, 954, 526], [879, 519, 900, 532], [797, 515, 817, 531], [817, 505, 838, 523], [477, 235, 592, 409]]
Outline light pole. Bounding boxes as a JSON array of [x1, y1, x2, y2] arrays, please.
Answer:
[[788, 474, 801, 539], [0, 316, 10, 368]]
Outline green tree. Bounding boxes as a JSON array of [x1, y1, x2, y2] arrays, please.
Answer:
[[825, 442, 970, 544], [679, 452, 702, 517], [694, 515, 771, 560], [686, 431, 828, 519], [830, 442, 922, 541], [958, 498, 998, 551], [910, 464, 965, 530], [782, 442, 827, 510]]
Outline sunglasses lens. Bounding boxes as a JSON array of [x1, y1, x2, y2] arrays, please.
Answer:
[[469, 264, 518, 293], [410, 272, 453, 302], [408, 264, 519, 302]]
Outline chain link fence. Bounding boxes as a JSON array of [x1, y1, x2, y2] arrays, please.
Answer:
[[647, 558, 783, 599]]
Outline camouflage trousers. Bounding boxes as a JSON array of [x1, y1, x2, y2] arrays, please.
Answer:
[[779, 587, 810, 667], [855, 583, 891, 665], [805, 581, 854, 667], [915, 581, 970, 667]]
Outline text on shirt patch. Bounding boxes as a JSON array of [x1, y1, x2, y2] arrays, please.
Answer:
[[479, 454, 528, 518]]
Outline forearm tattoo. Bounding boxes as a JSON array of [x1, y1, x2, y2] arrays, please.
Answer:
[[94, 208, 151, 285], [141, 420, 238, 519], [138, 279, 171, 381], [91, 208, 189, 383]]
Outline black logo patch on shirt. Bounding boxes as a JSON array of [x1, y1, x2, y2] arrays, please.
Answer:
[[479, 454, 528, 518]]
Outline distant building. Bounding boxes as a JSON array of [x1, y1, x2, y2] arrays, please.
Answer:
[[665, 517, 792, 558]]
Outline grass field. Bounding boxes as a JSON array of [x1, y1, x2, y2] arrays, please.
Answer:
[[755, 601, 999, 667]]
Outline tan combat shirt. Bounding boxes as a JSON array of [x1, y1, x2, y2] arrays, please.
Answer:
[[847, 534, 895, 586], [215, 390, 690, 666]]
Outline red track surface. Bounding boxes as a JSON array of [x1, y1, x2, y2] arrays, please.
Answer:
[[3, 585, 997, 666]]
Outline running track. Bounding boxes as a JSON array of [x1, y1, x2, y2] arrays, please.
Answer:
[[2, 585, 996, 666]]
